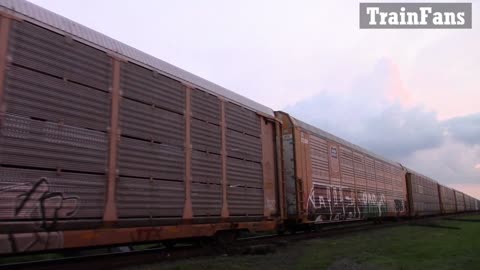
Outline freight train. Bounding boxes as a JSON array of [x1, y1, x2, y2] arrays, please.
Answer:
[[0, 0, 478, 255]]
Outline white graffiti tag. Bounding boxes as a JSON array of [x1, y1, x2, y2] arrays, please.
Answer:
[[307, 183, 387, 223]]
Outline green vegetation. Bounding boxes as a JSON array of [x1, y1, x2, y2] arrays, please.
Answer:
[[0, 252, 63, 265], [125, 215, 480, 270], [0, 243, 157, 265]]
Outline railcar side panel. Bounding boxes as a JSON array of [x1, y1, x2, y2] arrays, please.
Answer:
[[464, 195, 470, 212], [406, 172, 441, 216], [308, 134, 335, 221], [1, 18, 110, 233], [225, 102, 265, 217], [116, 61, 186, 223], [470, 196, 476, 211], [455, 190, 465, 212], [469, 197, 472, 211], [464, 194, 474, 212], [278, 113, 298, 217], [438, 184, 456, 214]]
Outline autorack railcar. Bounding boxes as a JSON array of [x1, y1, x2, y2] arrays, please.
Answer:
[[275, 111, 408, 230], [0, 0, 280, 254]]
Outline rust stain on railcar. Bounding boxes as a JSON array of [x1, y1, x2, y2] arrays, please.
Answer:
[[57, 221, 275, 252], [261, 117, 277, 217], [183, 86, 193, 219], [274, 120, 286, 220], [293, 128, 307, 219], [103, 58, 121, 223], [0, 14, 11, 126], [279, 114, 298, 217], [220, 99, 229, 218], [303, 132, 313, 219], [8, 223, 281, 254]]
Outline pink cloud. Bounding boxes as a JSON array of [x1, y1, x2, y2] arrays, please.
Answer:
[[385, 59, 413, 107]]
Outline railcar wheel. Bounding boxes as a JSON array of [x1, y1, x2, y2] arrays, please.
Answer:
[[215, 230, 237, 246]]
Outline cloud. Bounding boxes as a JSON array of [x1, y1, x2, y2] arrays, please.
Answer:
[[402, 138, 480, 185], [407, 25, 480, 120], [358, 105, 443, 157], [443, 113, 480, 146], [285, 58, 443, 159]]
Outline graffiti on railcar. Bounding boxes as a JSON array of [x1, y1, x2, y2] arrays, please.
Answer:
[[356, 191, 386, 218], [361, 192, 387, 218], [307, 184, 358, 221], [307, 183, 387, 222], [0, 177, 79, 253], [394, 199, 407, 215]]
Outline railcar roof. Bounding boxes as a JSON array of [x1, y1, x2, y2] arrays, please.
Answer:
[[285, 113, 402, 168], [404, 167, 439, 183], [0, 0, 274, 116]]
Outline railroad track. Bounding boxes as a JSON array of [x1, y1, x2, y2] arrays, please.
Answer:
[[1, 213, 474, 270]]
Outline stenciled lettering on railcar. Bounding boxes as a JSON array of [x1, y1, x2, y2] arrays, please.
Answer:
[[330, 147, 338, 159], [328, 145, 341, 175]]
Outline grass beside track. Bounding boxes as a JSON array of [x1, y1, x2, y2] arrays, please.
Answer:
[[123, 215, 480, 270]]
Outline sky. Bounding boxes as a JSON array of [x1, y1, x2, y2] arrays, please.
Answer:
[[27, 0, 480, 198]]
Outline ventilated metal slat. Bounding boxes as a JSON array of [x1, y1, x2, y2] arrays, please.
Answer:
[[117, 137, 185, 180]]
